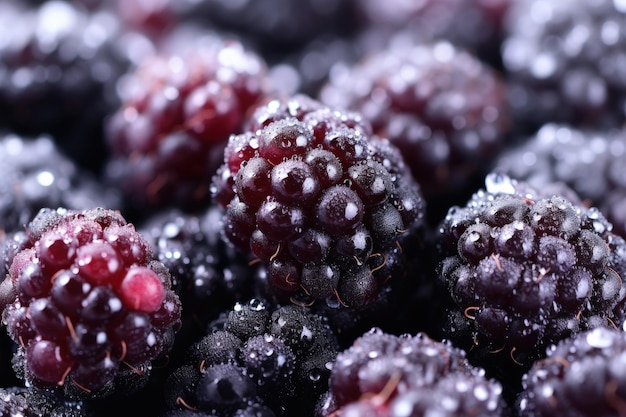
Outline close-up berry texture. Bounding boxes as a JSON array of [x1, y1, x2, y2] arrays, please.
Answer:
[[437, 174, 626, 383], [502, 0, 626, 131], [494, 123, 626, 238], [163, 298, 339, 417], [0, 0, 141, 173], [211, 94, 426, 310], [319, 39, 511, 209], [105, 30, 272, 214], [0, 207, 181, 399], [317, 327, 508, 417], [517, 326, 626, 417]]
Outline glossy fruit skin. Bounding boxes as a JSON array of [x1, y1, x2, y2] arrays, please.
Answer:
[[1, 207, 181, 398], [211, 95, 426, 310]]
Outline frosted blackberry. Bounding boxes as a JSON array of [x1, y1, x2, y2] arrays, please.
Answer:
[[139, 205, 257, 349], [517, 326, 626, 417], [105, 31, 272, 213], [437, 173, 626, 375], [502, 0, 626, 131], [353, 0, 510, 66], [317, 328, 507, 417], [494, 123, 626, 238], [0, 386, 95, 417], [319, 40, 511, 203], [0, 134, 121, 233], [164, 299, 338, 417], [211, 95, 426, 310], [0, 207, 182, 399], [0, 1, 139, 172]]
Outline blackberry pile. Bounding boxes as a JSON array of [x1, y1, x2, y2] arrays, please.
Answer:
[[2, 1, 626, 417]]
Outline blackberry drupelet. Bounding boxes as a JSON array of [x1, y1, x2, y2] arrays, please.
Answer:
[[0, 0, 139, 173], [316, 328, 507, 417], [164, 298, 338, 417], [105, 31, 272, 214], [139, 205, 257, 349], [494, 123, 626, 238], [211, 94, 426, 310], [502, 0, 626, 131], [0, 134, 121, 234], [517, 326, 626, 417], [0, 207, 182, 399], [319, 39, 511, 209], [437, 173, 626, 391]]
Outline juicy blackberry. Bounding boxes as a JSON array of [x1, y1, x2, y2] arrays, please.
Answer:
[[139, 205, 257, 349], [317, 328, 507, 417], [164, 298, 338, 417], [517, 326, 626, 417], [502, 0, 626, 131], [0, 134, 121, 233], [105, 31, 272, 214], [319, 39, 511, 206], [437, 173, 626, 380], [211, 94, 426, 310], [494, 123, 626, 238], [0, 1, 139, 172], [353, 0, 510, 66], [0, 207, 182, 398]]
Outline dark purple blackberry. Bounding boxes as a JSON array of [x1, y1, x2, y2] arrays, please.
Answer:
[[0, 386, 96, 417], [211, 94, 426, 310], [502, 0, 626, 131], [437, 173, 626, 383], [494, 123, 626, 238], [0, 133, 121, 233], [317, 328, 507, 417], [517, 326, 626, 417], [319, 39, 511, 206], [105, 31, 272, 213], [139, 205, 257, 349], [0, 1, 142, 173], [164, 298, 339, 417], [0, 207, 182, 399], [353, 0, 510, 67]]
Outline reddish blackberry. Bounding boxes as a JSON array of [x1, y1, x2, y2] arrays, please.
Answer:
[[517, 326, 626, 417], [494, 123, 626, 238], [319, 39, 511, 205], [502, 0, 626, 131], [0, 133, 121, 233], [0, 1, 140, 173], [139, 205, 257, 348], [317, 328, 507, 417], [105, 31, 272, 213], [211, 95, 426, 310], [0, 207, 182, 398], [163, 298, 338, 417], [353, 0, 511, 66], [437, 173, 626, 381]]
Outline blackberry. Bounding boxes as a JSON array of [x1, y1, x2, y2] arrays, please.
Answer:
[[164, 298, 339, 417], [139, 205, 257, 349], [105, 31, 272, 213], [0, 0, 140, 172], [353, 0, 510, 67], [502, 0, 626, 131], [494, 123, 626, 238], [517, 326, 626, 417], [437, 173, 626, 386], [319, 39, 511, 207], [0, 133, 121, 233], [0, 386, 95, 417], [317, 328, 507, 417], [0, 207, 182, 398], [211, 94, 426, 310]]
